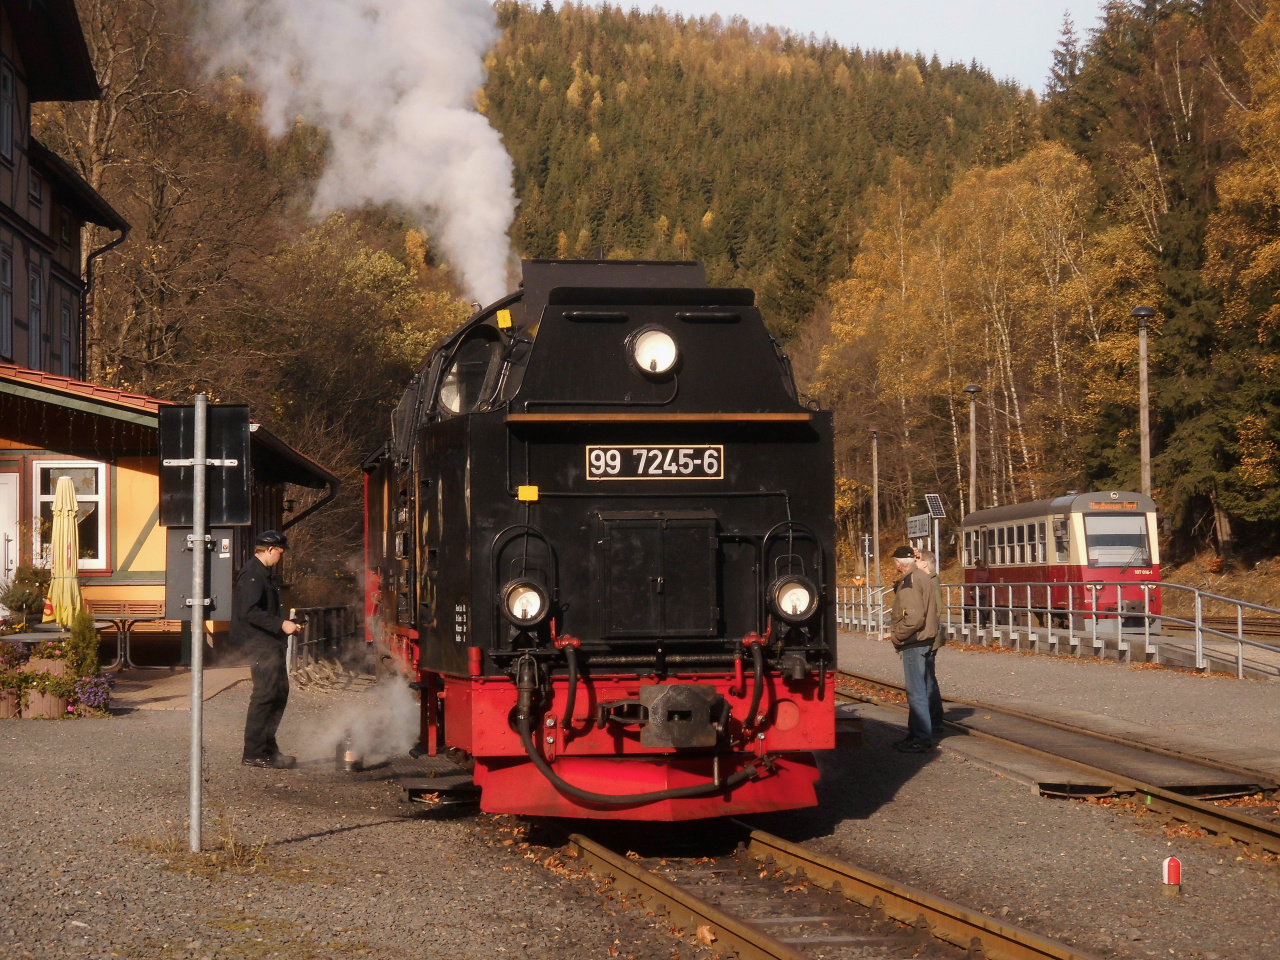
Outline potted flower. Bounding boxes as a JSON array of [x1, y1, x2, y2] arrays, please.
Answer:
[[23, 671, 76, 719], [73, 675, 114, 716], [25, 639, 69, 678], [0, 564, 50, 632], [0, 669, 25, 719]]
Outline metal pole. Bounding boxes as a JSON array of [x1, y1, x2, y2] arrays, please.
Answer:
[[964, 385, 980, 515], [1132, 307, 1154, 497], [870, 428, 880, 585], [188, 393, 208, 854]]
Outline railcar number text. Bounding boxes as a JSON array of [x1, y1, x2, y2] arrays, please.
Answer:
[[585, 445, 723, 480]]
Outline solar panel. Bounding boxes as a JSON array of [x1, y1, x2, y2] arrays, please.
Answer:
[[925, 493, 947, 519]]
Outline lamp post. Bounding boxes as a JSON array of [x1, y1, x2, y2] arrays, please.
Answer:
[[963, 384, 981, 515], [1132, 306, 1155, 497], [869, 427, 880, 585]]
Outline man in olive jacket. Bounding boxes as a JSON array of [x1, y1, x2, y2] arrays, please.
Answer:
[[233, 530, 302, 769], [883, 545, 939, 752]]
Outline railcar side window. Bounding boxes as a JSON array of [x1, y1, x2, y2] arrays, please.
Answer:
[[1083, 514, 1151, 568], [996, 527, 1005, 564], [984, 530, 994, 565], [1038, 522, 1047, 563], [963, 530, 972, 567], [1016, 525, 1026, 564], [438, 335, 501, 416], [1028, 525, 1037, 563]]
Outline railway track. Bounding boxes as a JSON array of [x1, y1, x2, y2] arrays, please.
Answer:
[[835, 670, 1280, 855], [567, 826, 1101, 960], [1162, 614, 1280, 640]]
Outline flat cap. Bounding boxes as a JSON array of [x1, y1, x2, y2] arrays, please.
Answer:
[[255, 530, 289, 549], [891, 545, 916, 559]]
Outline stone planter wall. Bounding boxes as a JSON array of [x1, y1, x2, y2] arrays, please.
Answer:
[[22, 690, 68, 719]]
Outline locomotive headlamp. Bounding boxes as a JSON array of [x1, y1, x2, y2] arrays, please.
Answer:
[[629, 327, 679, 377], [769, 575, 819, 623], [501, 579, 549, 626]]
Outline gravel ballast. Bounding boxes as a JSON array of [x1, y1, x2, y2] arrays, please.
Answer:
[[0, 679, 695, 960]]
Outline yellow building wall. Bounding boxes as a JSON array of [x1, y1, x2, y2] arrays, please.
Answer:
[[114, 456, 165, 574]]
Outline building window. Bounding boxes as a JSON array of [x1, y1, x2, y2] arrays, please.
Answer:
[[59, 207, 73, 246], [0, 63, 12, 163], [0, 247, 10, 360], [28, 171, 43, 206], [60, 295, 73, 376], [33, 460, 108, 571], [28, 265, 42, 370]]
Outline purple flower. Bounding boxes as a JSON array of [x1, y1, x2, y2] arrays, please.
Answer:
[[74, 675, 114, 710]]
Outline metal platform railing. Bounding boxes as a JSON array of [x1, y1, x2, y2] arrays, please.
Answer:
[[286, 605, 361, 672], [836, 580, 1280, 679]]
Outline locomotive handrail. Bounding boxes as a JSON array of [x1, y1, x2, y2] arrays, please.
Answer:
[[836, 578, 1280, 679]]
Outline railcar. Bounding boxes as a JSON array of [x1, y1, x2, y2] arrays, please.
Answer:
[[959, 491, 1161, 627], [363, 259, 836, 820]]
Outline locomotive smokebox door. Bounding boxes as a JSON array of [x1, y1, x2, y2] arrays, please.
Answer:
[[640, 684, 719, 749]]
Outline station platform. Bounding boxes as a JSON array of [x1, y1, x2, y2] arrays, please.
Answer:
[[837, 629, 1280, 776], [109, 666, 251, 711]]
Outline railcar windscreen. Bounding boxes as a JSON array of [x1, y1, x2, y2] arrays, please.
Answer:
[[1083, 514, 1151, 567]]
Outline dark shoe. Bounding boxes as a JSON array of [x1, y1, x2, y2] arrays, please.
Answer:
[[891, 737, 915, 748], [243, 754, 296, 769], [893, 739, 932, 754]]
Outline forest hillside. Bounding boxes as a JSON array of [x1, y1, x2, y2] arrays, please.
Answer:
[[33, 0, 1280, 595]]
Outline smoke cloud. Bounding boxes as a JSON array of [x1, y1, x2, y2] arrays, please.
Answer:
[[301, 675, 421, 762], [198, 0, 517, 303]]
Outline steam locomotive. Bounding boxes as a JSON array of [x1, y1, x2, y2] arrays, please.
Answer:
[[363, 259, 835, 820]]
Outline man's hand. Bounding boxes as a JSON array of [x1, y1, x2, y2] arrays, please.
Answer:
[[881, 634, 893, 643], [282, 619, 302, 636]]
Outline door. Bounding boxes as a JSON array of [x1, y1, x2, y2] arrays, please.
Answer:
[[602, 513, 719, 639], [0, 473, 17, 596]]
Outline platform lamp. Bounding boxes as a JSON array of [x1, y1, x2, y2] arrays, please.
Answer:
[[963, 384, 981, 515], [1131, 305, 1156, 498], [869, 426, 880, 585]]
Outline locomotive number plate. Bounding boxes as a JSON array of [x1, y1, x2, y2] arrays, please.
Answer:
[[586, 445, 723, 480]]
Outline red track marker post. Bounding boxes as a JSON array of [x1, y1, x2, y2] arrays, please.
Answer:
[[1162, 856, 1182, 897]]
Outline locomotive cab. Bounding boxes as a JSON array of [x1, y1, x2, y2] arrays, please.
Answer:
[[365, 260, 836, 820]]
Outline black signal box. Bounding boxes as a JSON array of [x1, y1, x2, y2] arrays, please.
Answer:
[[158, 405, 251, 527]]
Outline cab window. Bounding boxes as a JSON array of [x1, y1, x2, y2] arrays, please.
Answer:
[[438, 334, 501, 416]]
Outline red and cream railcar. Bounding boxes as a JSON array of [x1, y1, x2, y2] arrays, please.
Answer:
[[960, 491, 1161, 625]]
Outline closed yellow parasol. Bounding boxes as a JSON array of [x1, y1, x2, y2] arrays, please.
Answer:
[[49, 475, 82, 628]]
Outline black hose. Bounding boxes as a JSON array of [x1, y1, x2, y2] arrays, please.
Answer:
[[562, 644, 578, 733], [516, 713, 759, 805], [747, 642, 765, 727]]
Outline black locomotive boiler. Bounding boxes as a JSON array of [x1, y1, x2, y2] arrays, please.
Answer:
[[363, 259, 835, 820]]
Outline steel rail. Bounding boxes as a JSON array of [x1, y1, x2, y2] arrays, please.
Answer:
[[732, 824, 1102, 960], [835, 672, 1280, 855], [569, 829, 1099, 960], [834, 669, 1279, 791], [566, 833, 808, 960]]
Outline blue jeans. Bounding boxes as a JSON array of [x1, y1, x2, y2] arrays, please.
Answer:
[[900, 645, 944, 743]]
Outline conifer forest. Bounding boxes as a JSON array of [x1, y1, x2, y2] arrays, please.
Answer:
[[34, 0, 1280, 594]]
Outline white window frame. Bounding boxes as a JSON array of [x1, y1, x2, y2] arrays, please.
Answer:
[[31, 459, 108, 571]]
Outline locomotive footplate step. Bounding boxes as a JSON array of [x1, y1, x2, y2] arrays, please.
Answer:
[[390, 756, 477, 802]]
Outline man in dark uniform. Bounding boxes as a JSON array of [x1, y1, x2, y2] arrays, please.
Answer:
[[233, 530, 302, 768]]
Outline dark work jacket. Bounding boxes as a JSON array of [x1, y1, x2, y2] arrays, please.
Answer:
[[229, 555, 286, 652]]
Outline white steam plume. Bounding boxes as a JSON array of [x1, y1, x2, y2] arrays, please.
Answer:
[[198, 0, 516, 303]]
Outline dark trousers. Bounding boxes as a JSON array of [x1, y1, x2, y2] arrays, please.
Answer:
[[243, 645, 289, 760]]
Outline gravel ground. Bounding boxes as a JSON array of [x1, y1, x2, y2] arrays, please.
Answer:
[[0, 680, 694, 960], [839, 631, 1280, 756], [752, 716, 1280, 960]]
